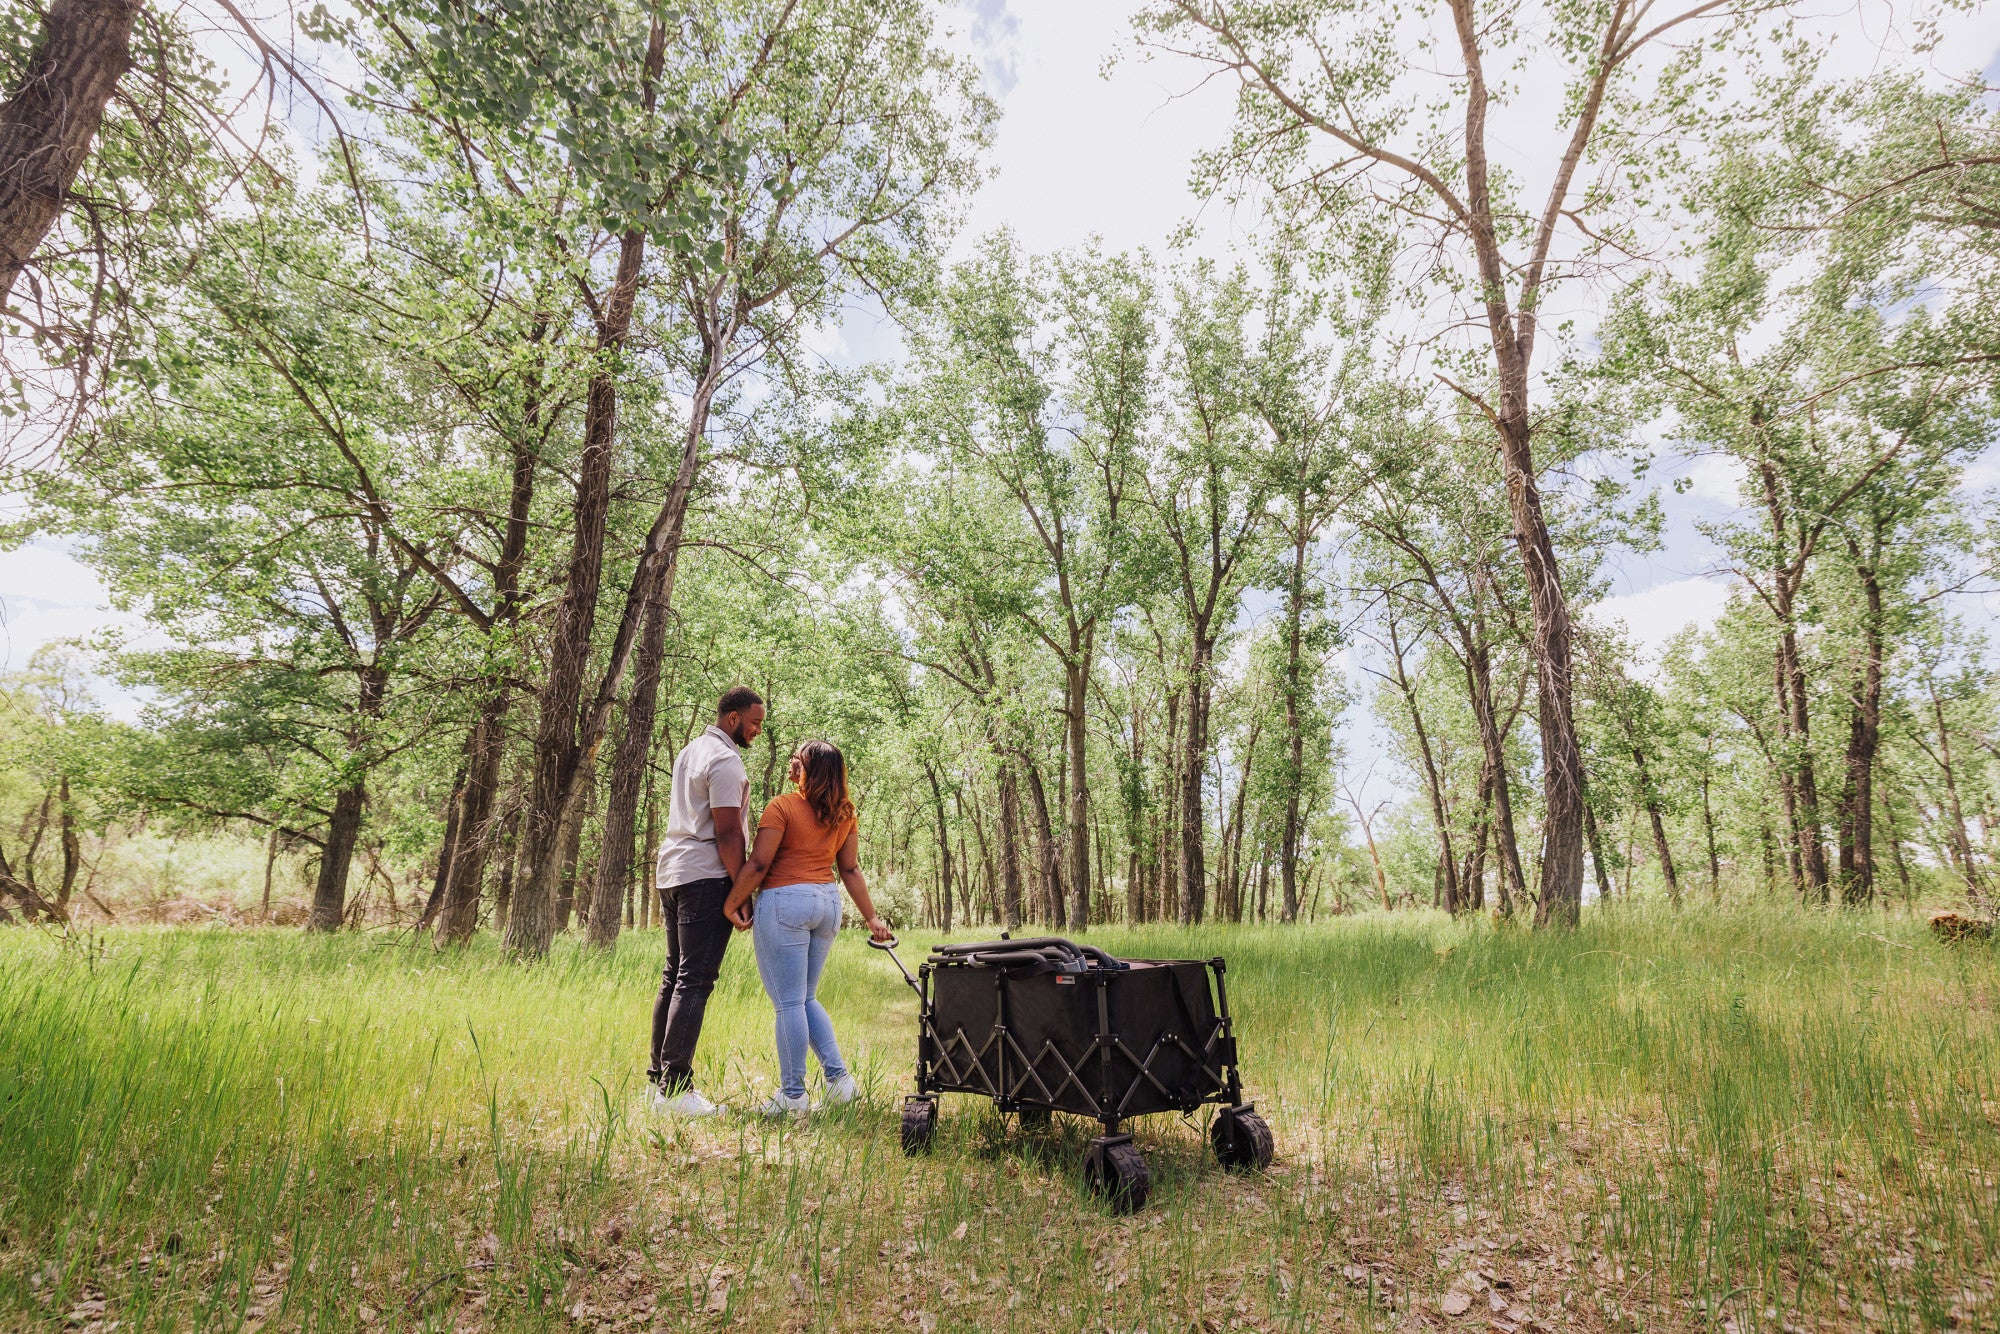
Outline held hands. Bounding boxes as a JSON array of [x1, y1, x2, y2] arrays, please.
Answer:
[[724, 887, 754, 931]]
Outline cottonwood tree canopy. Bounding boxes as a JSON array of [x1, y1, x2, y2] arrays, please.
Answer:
[[0, 0, 1994, 939]]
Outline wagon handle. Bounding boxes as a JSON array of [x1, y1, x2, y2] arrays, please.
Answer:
[[868, 935, 923, 997]]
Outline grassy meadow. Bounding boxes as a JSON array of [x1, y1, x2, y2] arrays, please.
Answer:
[[2, 905, 1997, 1333]]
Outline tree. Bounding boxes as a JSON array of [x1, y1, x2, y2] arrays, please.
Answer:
[[1602, 214, 1995, 903], [1247, 257, 1365, 920], [1138, 0, 1766, 925], [24, 182, 468, 928], [0, 0, 142, 304], [1145, 263, 1273, 924], [580, 0, 993, 947], [910, 237, 1150, 930]]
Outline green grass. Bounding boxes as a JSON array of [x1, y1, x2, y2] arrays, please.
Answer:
[[3, 904, 1997, 1332]]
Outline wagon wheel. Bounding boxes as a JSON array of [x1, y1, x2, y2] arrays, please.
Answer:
[[1085, 1141, 1150, 1213], [1017, 1107, 1052, 1131], [1210, 1106, 1274, 1173], [901, 1097, 938, 1155]]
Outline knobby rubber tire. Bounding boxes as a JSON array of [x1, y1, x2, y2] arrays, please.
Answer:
[[1211, 1108, 1274, 1173], [1086, 1142, 1150, 1213], [901, 1099, 937, 1156]]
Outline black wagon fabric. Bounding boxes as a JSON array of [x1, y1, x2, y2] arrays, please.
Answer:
[[926, 957, 1226, 1118]]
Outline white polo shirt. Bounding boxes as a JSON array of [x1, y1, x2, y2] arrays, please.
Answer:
[[655, 724, 752, 889]]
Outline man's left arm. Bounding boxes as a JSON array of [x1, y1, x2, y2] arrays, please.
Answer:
[[714, 807, 746, 879], [711, 758, 750, 879]]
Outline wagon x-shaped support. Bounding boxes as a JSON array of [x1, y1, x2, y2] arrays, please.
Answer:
[[913, 955, 1243, 1137], [887, 942, 1273, 1212]]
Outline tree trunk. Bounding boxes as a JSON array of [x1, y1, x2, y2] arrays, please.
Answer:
[[1178, 637, 1214, 925], [640, 775, 660, 929], [1776, 617, 1830, 901], [22, 786, 51, 886], [309, 782, 366, 932], [436, 696, 510, 943], [1632, 743, 1680, 903], [1279, 528, 1307, 922], [1161, 688, 1181, 924], [307, 666, 385, 932], [436, 326, 544, 945], [1500, 409, 1587, 929], [418, 765, 467, 928], [1756, 452, 1830, 902], [967, 788, 995, 927], [55, 776, 79, 913], [0, 0, 140, 303], [1361, 815, 1389, 910], [1582, 794, 1613, 902], [0, 836, 62, 922], [1064, 659, 1091, 931], [507, 21, 666, 959], [261, 826, 279, 920], [923, 763, 954, 933], [1224, 712, 1260, 922], [1447, 11, 1585, 926], [1699, 751, 1721, 899], [508, 251, 643, 951], [1929, 687, 1986, 910], [1760, 813, 1778, 896], [1882, 784, 1915, 906], [1023, 758, 1061, 926], [589, 573, 672, 949], [1464, 640, 1528, 909], [554, 767, 593, 933], [995, 760, 1024, 929], [1836, 543, 1884, 906], [515, 260, 723, 955], [1460, 769, 1490, 912], [1385, 615, 1461, 911], [491, 803, 522, 937]]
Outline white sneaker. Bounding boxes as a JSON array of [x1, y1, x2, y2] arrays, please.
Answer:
[[651, 1086, 723, 1118], [756, 1091, 811, 1119], [816, 1073, 860, 1109]]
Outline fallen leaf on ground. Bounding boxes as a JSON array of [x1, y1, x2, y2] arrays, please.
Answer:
[[1443, 1290, 1473, 1316]]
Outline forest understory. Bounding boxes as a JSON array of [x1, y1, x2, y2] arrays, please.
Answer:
[[4, 904, 1995, 1334]]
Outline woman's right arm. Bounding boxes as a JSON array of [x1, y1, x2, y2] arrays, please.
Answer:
[[836, 826, 892, 941], [725, 826, 783, 929]]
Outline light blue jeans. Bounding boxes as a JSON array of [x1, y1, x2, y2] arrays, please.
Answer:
[[751, 882, 850, 1099]]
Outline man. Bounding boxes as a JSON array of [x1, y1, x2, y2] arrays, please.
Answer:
[[649, 685, 764, 1116]]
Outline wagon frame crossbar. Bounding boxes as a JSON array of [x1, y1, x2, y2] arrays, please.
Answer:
[[913, 957, 1243, 1136]]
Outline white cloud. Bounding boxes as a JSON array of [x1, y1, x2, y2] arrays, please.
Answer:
[[949, 0, 1245, 263], [1682, 454, 1748, 507], [1592, 576, 1733, 671], [801, 319, 850, 361], [0, 540, 155, 719], [0, 542, 108, 611]]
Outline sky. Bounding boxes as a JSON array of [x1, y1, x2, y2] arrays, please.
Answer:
[[6, 0, 1999, 740]]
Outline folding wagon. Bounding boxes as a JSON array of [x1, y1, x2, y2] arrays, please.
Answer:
[[869, 934, 1274, 1211]]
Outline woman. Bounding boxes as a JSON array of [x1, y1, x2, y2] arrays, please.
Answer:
[[724, 739, 892, 1117]]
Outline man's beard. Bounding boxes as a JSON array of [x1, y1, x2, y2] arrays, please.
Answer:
[[726, 720, 750, 747]]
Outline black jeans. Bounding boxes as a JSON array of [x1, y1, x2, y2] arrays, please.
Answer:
[[648, 875, 736, 1091]]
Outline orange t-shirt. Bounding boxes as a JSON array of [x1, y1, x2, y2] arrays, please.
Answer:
[[758, 791, 855, 887]]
